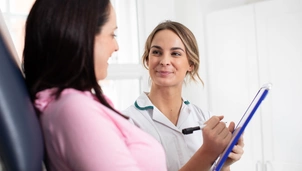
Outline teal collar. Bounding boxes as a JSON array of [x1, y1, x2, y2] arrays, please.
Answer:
[[184, 100, 190, 105], [134, 101, 153, 110], [134, 92, 190, 111]]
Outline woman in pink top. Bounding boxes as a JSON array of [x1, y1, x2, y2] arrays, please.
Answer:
[[22, 0, 166, 170]]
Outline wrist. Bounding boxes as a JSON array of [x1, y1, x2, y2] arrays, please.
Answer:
[[179, 146, 218, 171], [196, 146, 219, 167]]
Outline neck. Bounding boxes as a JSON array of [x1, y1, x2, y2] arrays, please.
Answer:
[[148, 85, 183, 125]]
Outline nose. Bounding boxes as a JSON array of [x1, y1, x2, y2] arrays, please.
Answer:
[[115, 39, 119, 51], [160, 54, 171, 66]]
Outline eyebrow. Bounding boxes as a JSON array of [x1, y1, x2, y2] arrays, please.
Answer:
[[150, 45, 185, 52]]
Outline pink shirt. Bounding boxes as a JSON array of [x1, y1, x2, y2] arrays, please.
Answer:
[[35, 88, 167, 171]]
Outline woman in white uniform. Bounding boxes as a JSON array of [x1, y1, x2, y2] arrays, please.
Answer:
[[123, 20, 244, 171]]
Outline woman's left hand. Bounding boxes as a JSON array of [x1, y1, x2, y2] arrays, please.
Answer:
[[221, 133, 245, 171]]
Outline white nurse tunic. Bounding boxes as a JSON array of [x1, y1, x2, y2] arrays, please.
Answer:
[[123, 92, 212, 171]]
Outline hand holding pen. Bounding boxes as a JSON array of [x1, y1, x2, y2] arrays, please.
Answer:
[[182, 116, 244, 170], [203, 116, 235, 160], [182, 119, 227, 135]]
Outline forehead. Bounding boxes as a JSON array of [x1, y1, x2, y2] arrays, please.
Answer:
[[151, 29, 184, 48], [108, 4, 116, 23], [103, 4, 116, 25], [98, 4, 117, 36]]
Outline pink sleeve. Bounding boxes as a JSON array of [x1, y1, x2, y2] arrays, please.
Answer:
[[47, 94, 141, 171]]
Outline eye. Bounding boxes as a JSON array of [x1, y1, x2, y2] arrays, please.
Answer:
[[171, 51, 181, 56], [112, 30, 118, 38], [151, 50, 161, 56]]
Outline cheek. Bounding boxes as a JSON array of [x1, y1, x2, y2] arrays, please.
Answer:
[[95, 53, 108, 70], [94, 49, 102, 67], [94, 45, 108, 76], [94, 41, 107, 64], [147, 60, 157, 75], [147, 57, 159, 68]]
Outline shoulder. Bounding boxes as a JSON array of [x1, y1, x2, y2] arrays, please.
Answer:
[[43, 89, 115, 125], [53, 89, 98, 113], [59, 88, 96, 103], [122, 103, 150, 127], [122, 105, 137, 118], [122, 93, 155, 128]]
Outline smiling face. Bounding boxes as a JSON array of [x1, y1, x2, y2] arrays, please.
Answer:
[[94, 4, 119, 81], [147, 29, 193, 87]]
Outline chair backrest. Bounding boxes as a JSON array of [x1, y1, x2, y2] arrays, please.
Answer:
[[0, 13, 44, 171]]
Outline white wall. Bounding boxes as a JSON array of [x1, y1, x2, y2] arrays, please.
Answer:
[[203, 0, 270, 13], [137, 0, 176, 55]]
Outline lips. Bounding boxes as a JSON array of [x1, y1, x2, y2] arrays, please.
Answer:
[[158, 71, 172, 73], [156, 70, 173, 76]]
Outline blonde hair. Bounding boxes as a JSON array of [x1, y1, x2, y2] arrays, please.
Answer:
[[142, 20, 203, 84]]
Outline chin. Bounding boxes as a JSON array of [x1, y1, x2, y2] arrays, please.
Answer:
[[153, 80, 172, 86], [96, 73, 107, 81]]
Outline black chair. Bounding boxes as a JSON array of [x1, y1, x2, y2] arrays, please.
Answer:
[[0, 27, 45, 170]]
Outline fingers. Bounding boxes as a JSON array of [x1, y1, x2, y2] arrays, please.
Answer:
[[227, 135, 245, 163], [204, 116, 230, 139], [217, 115, 224, 120], [205, 116, 230, 140], [202, 116, 233, 153], [214, 122, 228, 138], [228, 152, 241, 161], [218, 125, 232, 139], [205, 115, 224, 129], [233, 145, 244, 155], [228, 121, 235, 132], [228, 144, 244, 161]]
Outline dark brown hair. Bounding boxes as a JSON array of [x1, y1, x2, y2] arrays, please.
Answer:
[[23, 0, 125, 117]]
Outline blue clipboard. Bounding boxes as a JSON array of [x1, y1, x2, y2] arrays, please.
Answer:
[[211, 83, 272, 171]]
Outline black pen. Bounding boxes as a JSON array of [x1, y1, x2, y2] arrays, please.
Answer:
[[182, 122, 228, 135], [182, 124, 206, 135]]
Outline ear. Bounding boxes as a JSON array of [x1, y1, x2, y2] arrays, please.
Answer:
[[188, 64, 194, 72]]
